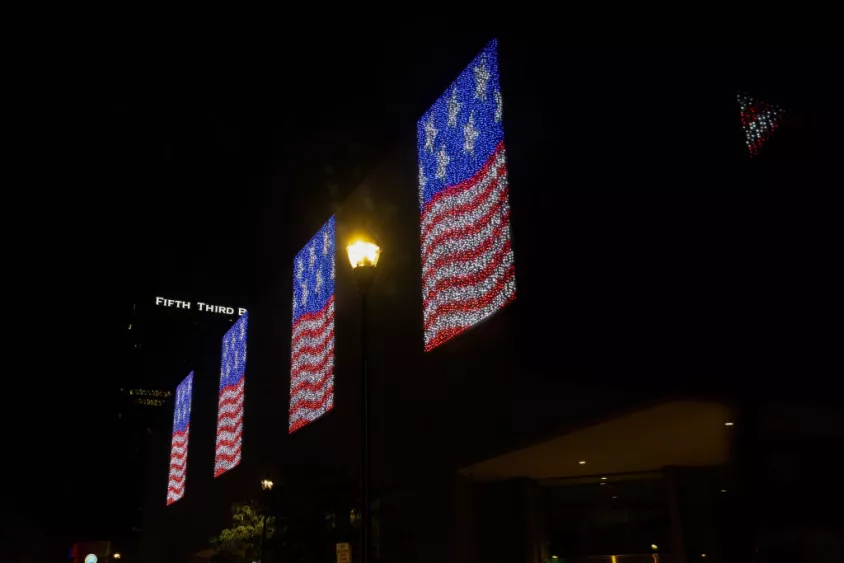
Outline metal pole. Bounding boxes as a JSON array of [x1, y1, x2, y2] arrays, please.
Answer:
[[361, 291, 370, 563]]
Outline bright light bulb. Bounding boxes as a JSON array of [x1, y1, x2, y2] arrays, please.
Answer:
[[346, 241, 381, 269]]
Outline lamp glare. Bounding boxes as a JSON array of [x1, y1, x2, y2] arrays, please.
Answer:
[[346, 241, 381, 269]]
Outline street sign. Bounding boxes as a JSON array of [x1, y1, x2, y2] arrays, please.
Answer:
[[336, 542, 351, 563]]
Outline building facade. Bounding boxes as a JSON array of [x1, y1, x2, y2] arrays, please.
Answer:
[[142, 42, 842, 563]]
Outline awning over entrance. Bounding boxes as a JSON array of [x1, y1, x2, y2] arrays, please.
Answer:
[[459, 400, 732, 480]]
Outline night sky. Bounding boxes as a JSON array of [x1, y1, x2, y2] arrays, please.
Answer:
[[13, 30, 494, 562], [10, 36, 841, 562]]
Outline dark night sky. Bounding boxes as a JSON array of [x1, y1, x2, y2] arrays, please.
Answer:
[[10, 36, 841, 562], [13, 30, 496, 561]]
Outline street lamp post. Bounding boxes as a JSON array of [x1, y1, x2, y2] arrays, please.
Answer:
[[346, 239, 381, 563], [260, 479, 274, 563]]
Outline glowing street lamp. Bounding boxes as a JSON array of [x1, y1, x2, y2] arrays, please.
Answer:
[[346, 240, 381, 270], [260, 479, 274, 491], [346, 235, 381, 563]]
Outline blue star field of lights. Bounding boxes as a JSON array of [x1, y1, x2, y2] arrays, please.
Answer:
[[293, 216, 336, 322], [220, 313, 248, 390], [417, 38, 505, 209]]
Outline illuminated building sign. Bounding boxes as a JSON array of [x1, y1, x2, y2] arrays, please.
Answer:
[[129, 389, 172, 397], [128, 389, 171, 407], [155, 296, 246, 316], [135, 398, 167, 407]]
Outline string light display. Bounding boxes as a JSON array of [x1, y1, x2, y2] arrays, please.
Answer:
[[417, 38, 516, 351], [289, 217, 335, 433], [738, 92, 784, 157], [166, 372, 193, 505], [214, 313, 247, 477]]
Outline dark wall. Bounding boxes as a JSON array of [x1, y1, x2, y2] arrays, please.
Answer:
[[145, 44, 841, 563]]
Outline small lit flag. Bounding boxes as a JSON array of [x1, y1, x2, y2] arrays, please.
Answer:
[[417, 39, 516, 351], [738, 92, 785, 157], [214, 313, 247, 477], [167, 372, 193, 505], [289, 217, 335, 433]]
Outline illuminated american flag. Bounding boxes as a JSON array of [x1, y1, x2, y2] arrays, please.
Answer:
[[289, 217, 335, 433], [738, 92, 784, 157], [417, 39, 516, 352], [167, 372, 193, 505], [214, 313, 247, 477]]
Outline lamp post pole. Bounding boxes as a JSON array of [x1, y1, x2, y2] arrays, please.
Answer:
[[360, 287, 371, 563], [260, 479, 274, 563], [346, 239, 381, 563]]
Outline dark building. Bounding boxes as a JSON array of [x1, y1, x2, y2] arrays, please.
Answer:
[[139, 43, 843, 563], [109, 296, 247, 559]]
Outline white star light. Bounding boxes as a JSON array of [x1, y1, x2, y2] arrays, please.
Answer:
[[447, 87, 461, 127], [463, 112, 479, 154], [323, 230, 330, 255], [315, 270, 323, 296], [330, 258, 335, 280], [301, 281, 309, 306], [424, 113, 438, 153], [436, 144, 450, 179], [418, 165, 427, 202], [474, 58, 490, 100], [292, 293, 297, 311], [234, 349, 239, 369], [309, 244, 316, 268], [297, 259, 304, 280], [240, 322, 245, 340], [494, 90, 503, 123]]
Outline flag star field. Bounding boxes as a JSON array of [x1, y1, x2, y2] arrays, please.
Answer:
[[416, 38, 516, 351], [289, 216, 336, 433], [214, 313, 247, 477], [167, 372, 193, 505]]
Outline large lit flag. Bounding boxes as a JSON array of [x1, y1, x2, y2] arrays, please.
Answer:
[[167, 372, 193, 505], [289, 217, 335, 433], [738, 92, 785, 157], [417, 38, 516, 352], [214, 313, 247, 477]]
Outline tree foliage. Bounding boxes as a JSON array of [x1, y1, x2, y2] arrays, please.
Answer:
[[210, 501, 275, 563]]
